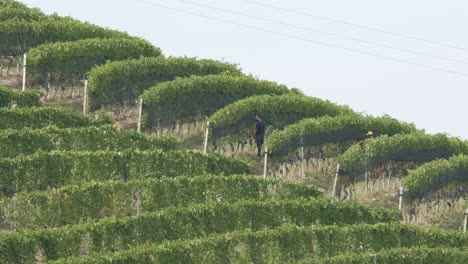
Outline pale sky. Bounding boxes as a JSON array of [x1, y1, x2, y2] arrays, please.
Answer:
[[22, 0, 468, 140]]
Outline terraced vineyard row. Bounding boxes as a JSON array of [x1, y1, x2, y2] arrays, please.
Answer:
[[0, 1, 466, 263]]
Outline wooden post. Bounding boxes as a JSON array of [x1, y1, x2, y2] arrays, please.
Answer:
[[263, 146, 268, 179], [398, 187, 404, 211], [137, 98, 143, 132], [331, 164, 340, 197], [22, 53, 26, 91], [364, 172, 369, 193], [203, 122, 210, 154], [463, 209, 468, 233], [82, 80, 88, 114]]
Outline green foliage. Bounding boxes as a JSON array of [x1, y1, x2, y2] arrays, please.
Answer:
[[0, 125, 178, 158], [0, 7, 46, 22], [0, 200, 401, 262], [0, 16, 129, 56], [27, 38, 162, 86], [296, 247, 468, 264], [0, 0, 27, 9], [1, 175, 322, 229], [0, 149, 250, 194], [87, 56, 242, 110], [337, 132, 468, 175], [0, 107, 112, 129], [209, 94, 355, 142], [267, 115, 417, 157], [405, 154, 468, 200], [0, 86, 40, 107], [142, 75, 290, 128], [50, 223, 468, 264]]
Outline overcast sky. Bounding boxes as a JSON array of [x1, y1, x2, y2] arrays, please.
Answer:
[[22, 0, 468, 139]]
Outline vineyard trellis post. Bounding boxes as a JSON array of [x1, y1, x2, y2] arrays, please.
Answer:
[[83, 80, 88, 114], [331, 164, 340, 197], [464, 209, 468, 233], [22, 53, 26, 91], [263, 146, 268, 179], [398, 187, 404, 211], [137, 98, 143, 132], [364, 171, 369, 193], [203, 122, 210, 154], [301, 136, 304, 178]]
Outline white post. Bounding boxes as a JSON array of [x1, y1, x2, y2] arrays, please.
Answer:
[[82, 80, 88, 114], [331, 164, 340, 197], [137, 98, 143, 132], [399, 187, 404, 211], [463, 209, 468, 233], [203, 122, 210, 154], [364, 172, 369, 193], [22, 53, 26, 91], [157, 120, 161, 136], [301, 146, 305, 178], [263, 146, 268, 179]]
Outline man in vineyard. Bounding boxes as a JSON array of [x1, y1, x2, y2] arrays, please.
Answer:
[[253, 114, 265, 157]]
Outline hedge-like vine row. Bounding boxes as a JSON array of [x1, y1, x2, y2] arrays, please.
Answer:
[[405, 154, 468, 200], [296, 247, 468, 264], [0, 7, 46, 22], [0, 125, 178, 158], [0, 107, 113, 129], [0, 149, 250, 195], [0, 200, 400, 262], [27, 38, 162, 86], [0, 86, 40, 108], [267, 115, 417, 157], [49, 223, 468, 264], [0, 175, 322, 230], [0, 0, 27, 9], [336, 132, 468, 175], [208, 94, 355, 141], [0, 16, 129, 56], [142, 75, 290, 128], [87, 57, 242, 110]]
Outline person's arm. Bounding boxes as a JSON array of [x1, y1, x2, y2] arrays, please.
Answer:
[[252, 129, 257, 137]]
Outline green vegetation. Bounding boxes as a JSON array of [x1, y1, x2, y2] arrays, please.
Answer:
[[142, 75, 290, 129], [0, 17, 129, 56], [87, 57, 242, 110], [0, 86, 40, 107], [296, 247, 468, 264], [27, 38, 162, 86], [0, 175, 322, 229], [0, 201, 400, 262], [267, 115, 417, 157], [0, 7, 46, 22], [209, 94, 355, 142], [49, 223, 468, 264], [0, 107, 112, 129], [337, 132, 468, 175], [405, 154, 468, 200], [0, 125, 178, 158], [0, 149, 250, 194], [0, 0, 27, 9]]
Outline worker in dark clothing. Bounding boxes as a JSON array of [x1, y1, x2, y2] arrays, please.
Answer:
[[253, 115, 265, 157]]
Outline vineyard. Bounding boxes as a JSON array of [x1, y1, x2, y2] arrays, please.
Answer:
[[0, 0, 467, 263]]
